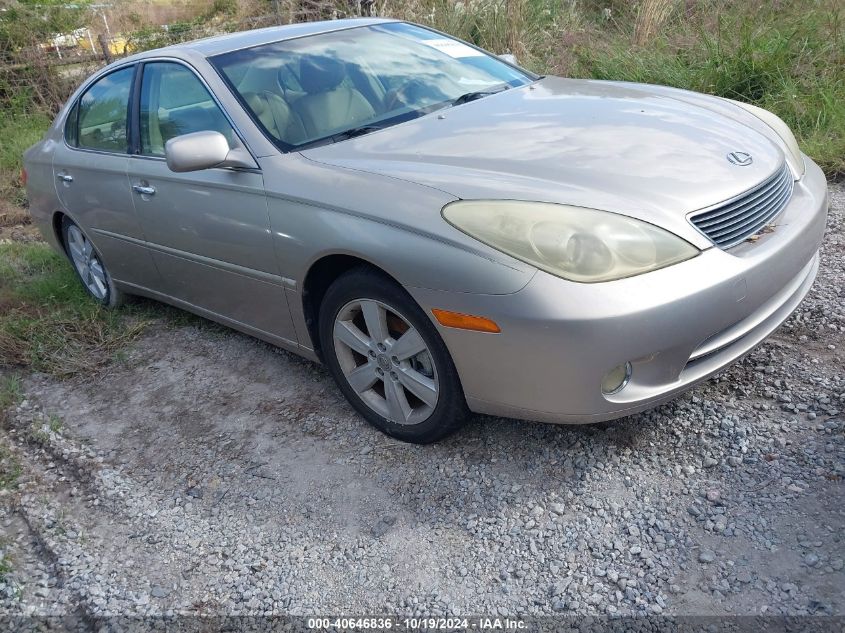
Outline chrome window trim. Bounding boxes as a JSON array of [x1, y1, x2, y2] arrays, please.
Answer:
[[64, 63, 137, 156]]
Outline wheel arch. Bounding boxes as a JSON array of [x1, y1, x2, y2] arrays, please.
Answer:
[[302, 253, 405, 361], [52, 210, 68, 252]]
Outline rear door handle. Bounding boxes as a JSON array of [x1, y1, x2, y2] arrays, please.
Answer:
[[57, 173, 73, 182], [132, 184, 156, 196]]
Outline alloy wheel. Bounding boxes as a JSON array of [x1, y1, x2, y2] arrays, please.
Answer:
[[332, 299, 439, 425], [66, 225, 108, 301]]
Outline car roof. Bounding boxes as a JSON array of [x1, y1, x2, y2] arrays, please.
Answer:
[[126, 17, 396, 61]]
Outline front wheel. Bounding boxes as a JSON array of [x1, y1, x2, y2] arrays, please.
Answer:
[[318, 267, 468, 443]]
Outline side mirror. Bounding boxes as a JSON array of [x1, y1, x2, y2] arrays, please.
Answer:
[[165, 131, 256, 173], [498, 53, 518, 65]]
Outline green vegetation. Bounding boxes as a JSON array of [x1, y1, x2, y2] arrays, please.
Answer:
[[0, 444, 21, 491], [563, 1, 845, 177], [0, 545, 14, 583], [48, 413, 62, 433], [0, 243, 148, 377], [0, 375, 23, 412], [0, 111, 51, 208], [398, 0, 843, 177], [0, 0, 91, 112], [0, 0, 90, 49], [0, 0, 842, 210], [28, 420, 52, 446]]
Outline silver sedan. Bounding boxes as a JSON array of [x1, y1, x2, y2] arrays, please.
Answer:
[[23, 18, 829, 443]]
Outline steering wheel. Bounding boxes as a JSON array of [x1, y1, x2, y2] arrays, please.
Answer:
[[384, 78, 430, 111]]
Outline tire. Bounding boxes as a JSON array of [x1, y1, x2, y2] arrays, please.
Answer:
[[61, 217, 125, 308], [318, 266, 468, 443]]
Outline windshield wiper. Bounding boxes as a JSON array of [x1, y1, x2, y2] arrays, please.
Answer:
[[297, 124, 387, 150], [330, 124, 385, 142], [451, 84, 511, 106]]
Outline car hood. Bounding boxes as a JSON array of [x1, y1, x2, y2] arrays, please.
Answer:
[[302, 77, 787, 246]]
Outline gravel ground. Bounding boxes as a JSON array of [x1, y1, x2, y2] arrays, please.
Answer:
[[0, 185, 843, 624]]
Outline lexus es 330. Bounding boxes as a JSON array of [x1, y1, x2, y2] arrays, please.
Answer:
[[23, 19, 829, 443]]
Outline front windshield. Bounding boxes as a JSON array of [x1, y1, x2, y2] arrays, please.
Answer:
[[210, 22, 533, 149]]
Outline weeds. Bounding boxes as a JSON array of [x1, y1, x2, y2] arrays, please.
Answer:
[[0, 547, 13, 582], [0, 443, 21, 491], [28, 421, 51, 446], [0, 373, 23, 430], [0, 0, 842, 207], [0, 375, 22, 412], [562, 0, 845, 176], [5, 2, 845, 178], [0, 111, 51, 208], [48, 414, 62, 434], [633, 0, 678, 47], [0, 243, 148, 377], [392, 0, 844, 178]]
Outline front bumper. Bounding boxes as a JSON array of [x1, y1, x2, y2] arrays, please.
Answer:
[[408, 156, 829, 424]]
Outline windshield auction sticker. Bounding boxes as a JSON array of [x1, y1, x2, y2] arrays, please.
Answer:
[[422, 38, 485, 58]]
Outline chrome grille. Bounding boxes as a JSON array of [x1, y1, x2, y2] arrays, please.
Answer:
[[689, 164, 794, 249]]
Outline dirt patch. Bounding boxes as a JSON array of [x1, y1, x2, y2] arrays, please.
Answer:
[[0, 204, 40, 244]]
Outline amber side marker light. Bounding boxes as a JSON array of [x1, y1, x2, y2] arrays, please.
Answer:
[[432, 309, 501, 333], [20, 168, 27, 187]]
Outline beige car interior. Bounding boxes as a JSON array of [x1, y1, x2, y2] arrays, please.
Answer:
[[235, 55, 380, 145], [141, 63, 235, 156], [294, 56, 376, 138], [241, 90, 308, 146]]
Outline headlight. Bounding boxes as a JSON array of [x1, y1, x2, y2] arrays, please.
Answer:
[[443, 201, 699, 283], [726, 99, 804, 176]]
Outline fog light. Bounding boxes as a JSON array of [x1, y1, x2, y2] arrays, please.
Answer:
[[601, 361, 632, 395]]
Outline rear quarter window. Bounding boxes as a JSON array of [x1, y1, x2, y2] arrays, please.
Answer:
[[64, 101, 79, 147], [76, 66, 135, 153]]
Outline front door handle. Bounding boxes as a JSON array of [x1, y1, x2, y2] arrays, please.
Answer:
[[56, 173, 73, 183], [132, 184, 156, 196]]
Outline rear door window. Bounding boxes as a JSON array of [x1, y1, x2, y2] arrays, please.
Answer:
[[76, 66, 135, 152]]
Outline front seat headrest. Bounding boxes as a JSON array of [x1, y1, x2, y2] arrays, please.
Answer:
[[243, 91, 267, 116], [299, 56, 346, 94]]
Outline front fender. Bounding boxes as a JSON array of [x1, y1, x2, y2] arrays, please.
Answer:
[[261, 153, 536, 296]]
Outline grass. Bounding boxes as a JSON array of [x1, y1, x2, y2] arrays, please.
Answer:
[[0, 375, 22, 413], [0, 243, 149, 377], [0, 111, 52, 209], [562, 0, 845, 177], [391, 0, 845, 179], [48, 413, 63, 434], [0, 546, 14, 585], [1, 1, 843, 181], [0, 443, 22, 491]]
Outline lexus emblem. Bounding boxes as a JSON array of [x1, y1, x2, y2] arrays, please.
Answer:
[[727, 151, 753, 166]]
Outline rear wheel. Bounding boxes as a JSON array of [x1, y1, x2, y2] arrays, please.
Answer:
[[62, 217, 124, 308], [318, 267, 468, 443]]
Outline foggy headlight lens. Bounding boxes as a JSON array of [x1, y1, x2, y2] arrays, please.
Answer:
[[443, 201, 699, 283], [726, 99, 805, 176]]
